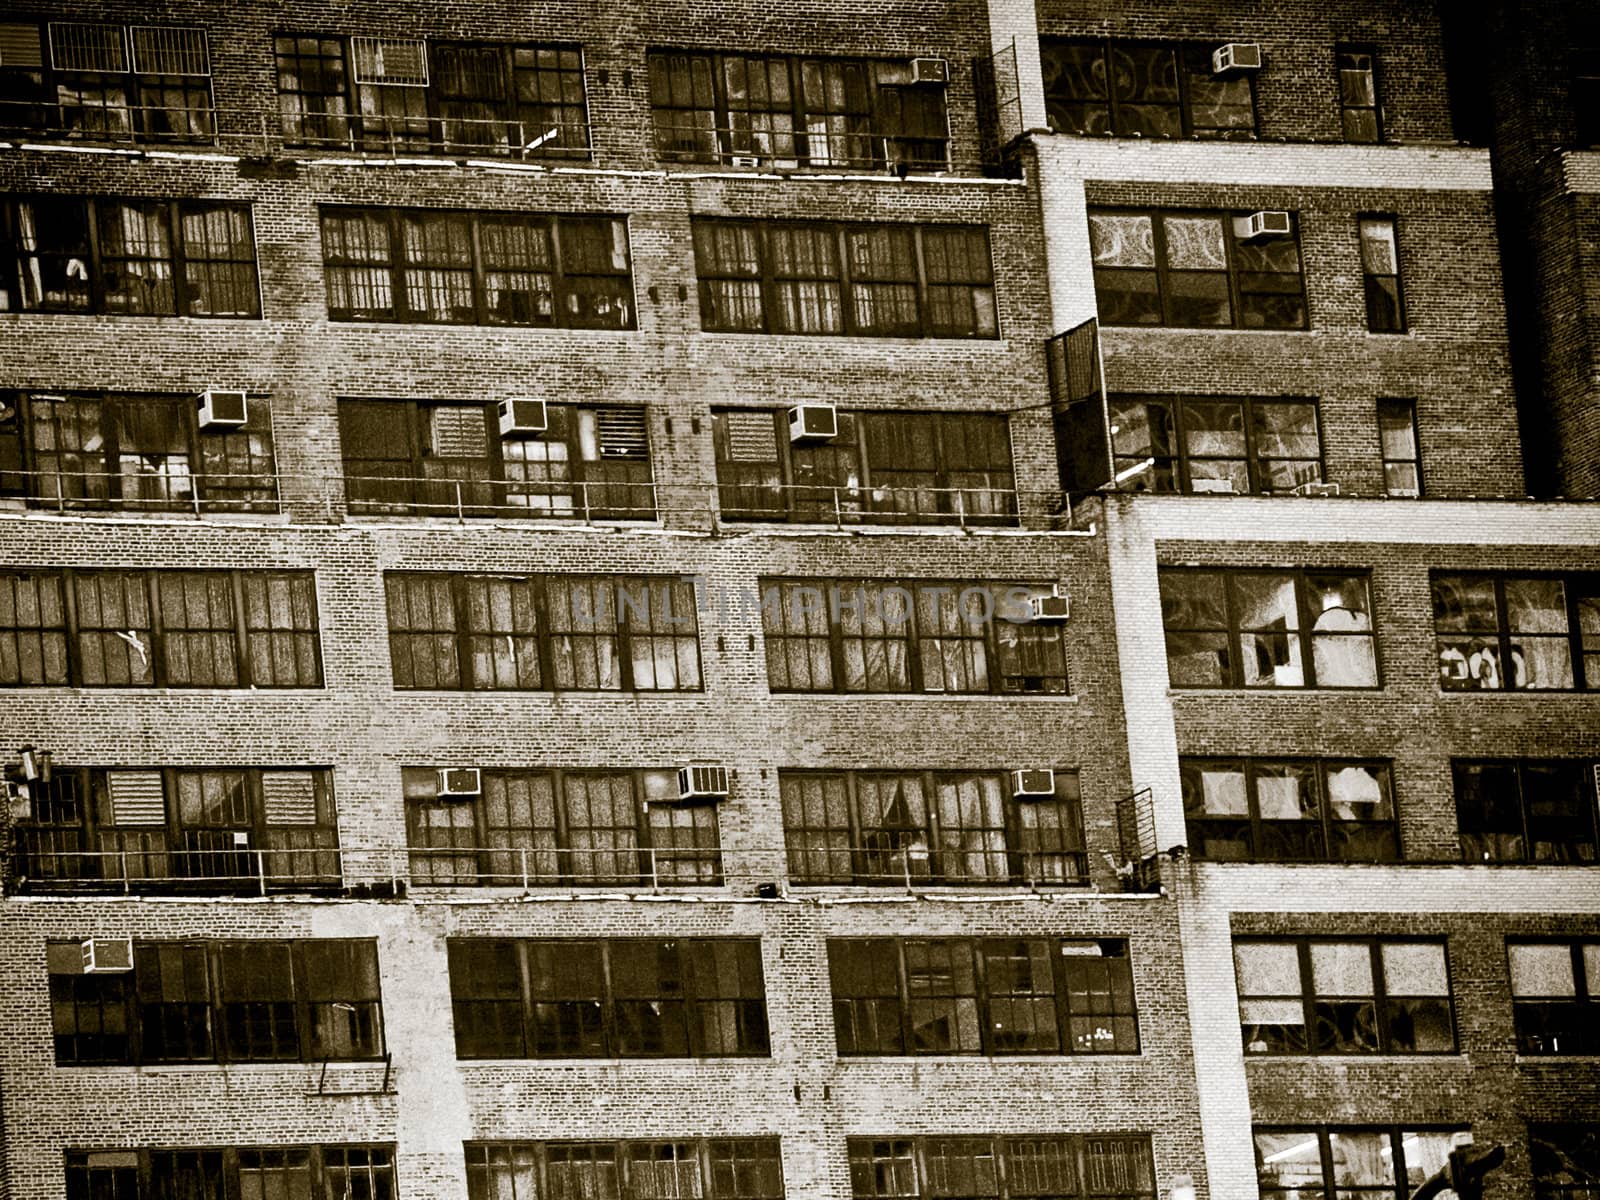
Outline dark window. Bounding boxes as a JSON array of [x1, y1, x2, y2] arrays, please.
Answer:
[[47, 939, 384, 1066], [1107, 395, 1323, 495], [1577, 45, 1600, 148], [1376, 398, 1421, 497], [781, 769, 1085, 885], [1509, 942, 1600, 1056], [1233, 938, 1455, 1055], [339, 399, 652, 519], [693, 220, 995, 338], [67, 1147, 394, 1200], [1337, 46, 1382, 143], [761, 579, 1068, 695], [829, 938, 1136, 1057], [1087, 208, 1306, 330], [847, 1135, 1154, 1200], [648, 50, 948, 171], [447, 938, 769, 1059], [1359, 216, 1404, 332], [0, 197, 258, 317], [1042, 40, 1255, 139], [404, 766, 720, 886], [1182, 758, 1399, 863], [1256, 1128, 1463, 1200], [1532, 1124, 1600, 1198], [0, 569, 321, 688], [711, 408, 1015, 526], [321, 208, 631, 328], [1432, 573, 1597, 691], [468, 1140, 783, 1200], [1159, 568, 1378, 689], [1453, 761, 1597, 865], [273, 35, 588, 158]]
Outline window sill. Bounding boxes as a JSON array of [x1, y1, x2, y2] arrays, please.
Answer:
[[1514, 1055, 1600, 1064], [455, 1055, 773, 1066], [694, 329, 1006, 346], [1244, 1052, 1464, 1062], [834, 1052, 1143, 1062], [55, 1059, 386, 1073], [1168, 686, 1382, 695], [769, 691, 1078, 702]]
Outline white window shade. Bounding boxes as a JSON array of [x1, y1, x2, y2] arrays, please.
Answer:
[[352, 37, 429, 86]]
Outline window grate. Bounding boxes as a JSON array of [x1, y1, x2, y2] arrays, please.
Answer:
[[262, 773, 318, 826], [351, 37, 429, 86], [48, 22, 128, 72], [722, 411, 778, 461], [106, 771, 165, 826], [130, 26, 210, 77], [594, 407, 648, 459], [0, 23, 44, 69]]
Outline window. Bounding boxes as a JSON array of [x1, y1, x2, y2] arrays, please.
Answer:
[[339, 399, 652, 519], [1108, 395, 1323, 495], [1577, 45, 1600, 148], [1359, 216, 1404, 332], [66, 1147, 395, 1200], [0, 568, 321, 688], [12, 767, 339, 891], [384, 572, 701, 692], [847, 1135, 1154, 1200], [1256, 1128, 1462, 1200], [693, 220, 995, 338], [0, 391, 276, 512], [1041, 40, 1255, 139], [1531, 1124, 1600, 1198], [0, 196, 259, 317], [321, 208, 632, 328], [1182, 759, 1398, 863], [1454, 761, 1597, 864], [273, 34, 588, 157], [760, 580, 1068, 695], [829, 938, 1136, 1056], [48, 939, 383, 1065], [1432, 573, 1598, 691], [468, 1140, 783, 1200], [447, 938, 769, 1059], [1233, 937, 1455, 1055], [1088, 208, 1307, 330], [1337, 46, 1382, 142], [404, 766, 720, 886], [0, 22, 213, 144], [1159, 569, 1378, 689], [1376, 399, 1421, 497], [648, 50, 948, 171], [1509, 942, 1600, 1056], [712, 408, 1015, 525], [781, 769, 1085, 885]]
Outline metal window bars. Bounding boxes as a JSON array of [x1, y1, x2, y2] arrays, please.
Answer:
[[130, 27, 211, 77]]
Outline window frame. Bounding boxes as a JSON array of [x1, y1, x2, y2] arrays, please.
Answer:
[[1375, 397, 1422, 497], [1107, 394, 1326, 495], [846, 1134, 1156, 1200], [1358, 213, 1406, 333], [1453, 760, 1598, 865], [1, 195, 261, 318], [65, 1145, 396, 1200], [1508, 940, 1600, 1056], [0, 567, 322, 689], [319, 207, 634, 329], [1041, 38, 1260, 140], [1255, 1126, 1468, 1200], [1431, 572, 1597, 693], [1181, 757, 1400, 864], [1335, 44, 1383, 143], [466, 1139, 784, 1200]]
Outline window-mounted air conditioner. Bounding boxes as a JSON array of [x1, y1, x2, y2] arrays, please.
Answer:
[[1389, 485, 1421, 498], [1212, 42, 1263, 74], [82, 937, 134, 973], [1293, 481, 1340, 497], [1242, 210, 1293, 240], [910, 57, 949, 84], [728, 154, 762, 168], [1029, 590, 1070, 623], [1011, 768, 1056, 798], [788, 403, 838, 443], [1191, 478, 1237, 494], [437, 768, 481, 797], [198, 389, 248, 429], [498, 397, 548, 438], [678, 763, 730, 800]]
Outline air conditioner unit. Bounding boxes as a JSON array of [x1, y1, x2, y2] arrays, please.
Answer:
[[498, 397, 548, 438], [1011, 768, 1056, 798], [436, 767, 481, 797], [1243, 210, 1293, 240], [788, 403, 838, 442], [1029, 592, 1070, 622], [197, 389, 248, 429], [82, 937, 134, 973], [910, 57, 949, 84], [1212, 42, 1263, 74], [1293, 481, 1341, 497], [1191, 478, 1237, 494], [678, 763, 730, 800]]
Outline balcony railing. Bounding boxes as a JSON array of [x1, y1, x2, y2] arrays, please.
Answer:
[[783, 842, 1088, 888], [11, 845, 343, 895], [1, 465, 280, 517]]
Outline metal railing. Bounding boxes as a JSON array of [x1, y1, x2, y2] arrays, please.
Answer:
[[11, 845, 342, 896], [651, 124, 962, 174], [341, 472, 658, 524], [1, 464, 280, 517], [782, 842, 1089, 889]]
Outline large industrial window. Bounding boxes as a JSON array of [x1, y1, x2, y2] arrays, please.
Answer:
[[1509, 942, 1600, 1056], [1453, 760, 1597, 865], [829, 937, 1136, 1056], [1087, 208, 1306, 330], [65, 1146, 396, 1200], [48, 939, 383, 1065], [0, 568, 321, 688], [693, 220, 995, 338], [467, 1140, 784, 1200], [447, 938, 769, 1059], [1255, 1128, 1462, 1200], [1431, 573, 1599, 691], [1182, 759, 1398, 863], [1108, 395, 1323, 495], [1159, 568, 1378, 689], [780, 769, 1085, 885], [0, 196, 259, 317], [321, 207, 631, 328], [846, 1135, 1155, 1200], [1233, 937, 1455, 1055], [1041, 40, 1255, 139]]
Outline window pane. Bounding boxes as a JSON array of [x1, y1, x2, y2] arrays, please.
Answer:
[[1510, 944, 1577, 997]]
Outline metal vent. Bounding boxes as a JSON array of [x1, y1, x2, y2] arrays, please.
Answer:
[[351, 37, 429, 86], [0, 24, 44, 69], [724, 411, 778, 462], [131, 26, 209, 76], [106, 771, 165, 826], [49, 22, 128, 73], [594, 407, 648, 460], [262, 772, 318, 826], [429, 406, 489, 458]]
